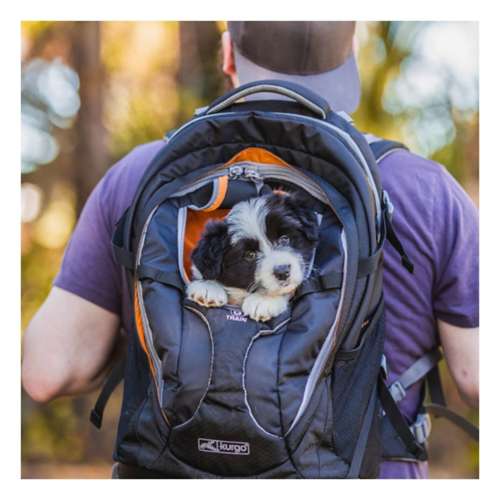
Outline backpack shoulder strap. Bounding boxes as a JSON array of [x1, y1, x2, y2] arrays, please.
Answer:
[[384, 348, 479, 443], [364, 133, 408, 163]]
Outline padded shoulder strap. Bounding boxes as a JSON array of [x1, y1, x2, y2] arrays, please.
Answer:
[[112, 208, 135, 271], [365, 134, 408, 163]]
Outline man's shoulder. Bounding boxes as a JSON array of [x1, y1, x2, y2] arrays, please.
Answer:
[[378, 148, 446, 183], [377, 148, 460, 210], [106, 140, 165, 185], [99, 140, 165, 224]]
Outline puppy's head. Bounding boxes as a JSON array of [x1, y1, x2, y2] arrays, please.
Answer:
[[191, 191, 319, 297]]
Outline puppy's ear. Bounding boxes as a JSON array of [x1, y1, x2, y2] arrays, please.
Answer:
[[191, 220, 229, 280], [286, 192, 320, 243]]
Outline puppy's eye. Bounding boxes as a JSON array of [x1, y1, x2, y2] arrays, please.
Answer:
[[278, 235, 290, 246], [244, 250, 257, 261]]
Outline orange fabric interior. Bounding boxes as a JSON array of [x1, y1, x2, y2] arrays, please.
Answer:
[[183, 147, 290, 280], [134, 285, 155, 375]]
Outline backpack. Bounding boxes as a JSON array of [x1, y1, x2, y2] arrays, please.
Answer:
[[91, 80, 478, 478]]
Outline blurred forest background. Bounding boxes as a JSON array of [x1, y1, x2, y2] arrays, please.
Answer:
[[21, 21, 479, 479]]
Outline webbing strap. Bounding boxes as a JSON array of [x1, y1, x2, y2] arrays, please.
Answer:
[[387, 350, 479, 444], [136, 264, 185, 292], [425, 404, 479, 441], [346, 380, 379, 478], [383, 207, 414, 274], [389, 349, 442, 402], [294, 250, 383, 299], [378, 376, 427, 460], [426, 364, 447, 406], [423, 364, 479, 441], [90, 357, 126, 429], [112, 208, 134, 271]]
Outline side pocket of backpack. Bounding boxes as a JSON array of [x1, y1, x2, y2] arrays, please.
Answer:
[[330, 302, 385, 478]]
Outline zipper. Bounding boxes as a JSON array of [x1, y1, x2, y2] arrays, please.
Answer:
[[165, 110, 381, 230], [135, 205, 169, 426]]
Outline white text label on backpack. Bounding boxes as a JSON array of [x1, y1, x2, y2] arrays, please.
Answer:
[[198, 438, 250, 455]]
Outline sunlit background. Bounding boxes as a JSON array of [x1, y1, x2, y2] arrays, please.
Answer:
[[21, 21, 479, 479]]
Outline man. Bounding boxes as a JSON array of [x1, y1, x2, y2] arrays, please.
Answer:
[[22, 21, 479, 479]]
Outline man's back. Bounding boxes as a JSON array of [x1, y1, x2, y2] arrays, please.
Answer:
[[49, 137, 478, 478]]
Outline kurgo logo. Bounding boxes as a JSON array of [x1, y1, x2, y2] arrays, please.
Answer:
[[198, 438, 250, 455], [226, 309, 248, 323]]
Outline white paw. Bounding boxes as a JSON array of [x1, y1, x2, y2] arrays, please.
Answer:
[[186, 280, 228, 307], [241, 293, 289, 322]]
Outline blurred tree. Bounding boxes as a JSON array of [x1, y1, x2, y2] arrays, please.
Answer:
[[177, 21, 225, 122], [69, 22, 108, 212]]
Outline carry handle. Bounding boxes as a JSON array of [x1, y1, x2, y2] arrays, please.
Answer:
[[204, 79, 331, 119]]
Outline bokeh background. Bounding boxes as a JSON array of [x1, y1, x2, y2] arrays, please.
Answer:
[[20, 21, 479, 479]]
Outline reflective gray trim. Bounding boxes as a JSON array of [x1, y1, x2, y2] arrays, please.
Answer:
[[374, 149, 406, 164], [363, 133, 381, 145], [136, 205, 166, 408], [206, 84, 327, 119], [286, 230, 348, 435], [174, 305, 215, 430], [363, 133, 406, 164], [187, 179, 218, 211], [177, 207, 190, 285], [242, 318, 291, 439]]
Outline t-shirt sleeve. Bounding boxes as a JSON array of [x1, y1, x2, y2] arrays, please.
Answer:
[[432, 166, 479, 328], [53, 171, 122, 315]]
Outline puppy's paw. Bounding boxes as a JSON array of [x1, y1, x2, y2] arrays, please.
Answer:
[[186, 280, 228, 307], [242, 293, 289, 322]]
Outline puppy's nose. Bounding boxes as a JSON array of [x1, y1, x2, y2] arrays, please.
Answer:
[[273, 264, 291, 281]]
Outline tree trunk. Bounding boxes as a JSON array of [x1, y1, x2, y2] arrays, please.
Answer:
[[70, 21, 108, 212], [176, 21, 224, 123]]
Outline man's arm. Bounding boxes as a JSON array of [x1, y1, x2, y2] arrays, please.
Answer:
[[438, 320, 479, 409], [22, 287, 120, 403]]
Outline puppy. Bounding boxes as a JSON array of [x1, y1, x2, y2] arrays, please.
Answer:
[[186, 191, 319, 321]]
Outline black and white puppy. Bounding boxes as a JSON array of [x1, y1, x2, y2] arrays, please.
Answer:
[[186, 191, 319, 321]]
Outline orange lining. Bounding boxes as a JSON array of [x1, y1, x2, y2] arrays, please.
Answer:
[[203, 176, 228, 212], [224, 147, 290, 167], [183, 209, 229, 278], [134, 285, 156, 376]]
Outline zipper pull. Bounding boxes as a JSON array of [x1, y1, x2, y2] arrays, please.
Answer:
[[228, 165, 244, 179], [244, 167, 264, 192], [243, 167, 261, 181]]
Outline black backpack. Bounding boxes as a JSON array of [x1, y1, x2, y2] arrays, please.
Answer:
[[91, 80, 478, 478]]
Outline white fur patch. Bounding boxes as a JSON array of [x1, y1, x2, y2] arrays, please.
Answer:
[[186, 279, 228, 307], [242, 293, 289, 322], [226, 196, 270, 250], [256, 248, 304, 295]]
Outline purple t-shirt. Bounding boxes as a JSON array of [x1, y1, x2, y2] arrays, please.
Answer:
[[54, 140, 479, 479]]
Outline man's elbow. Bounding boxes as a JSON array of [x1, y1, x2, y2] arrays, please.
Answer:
[[457, 380, 479, 409], [21, 362, 62, 403]]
